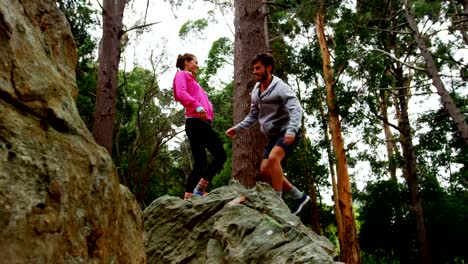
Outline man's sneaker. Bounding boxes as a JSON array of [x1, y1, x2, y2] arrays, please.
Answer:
[[290, 193, 310, 215]]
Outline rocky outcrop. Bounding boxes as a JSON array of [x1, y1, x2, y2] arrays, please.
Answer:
[[144, 181, 337, 264], [0, 0, 145, 263]]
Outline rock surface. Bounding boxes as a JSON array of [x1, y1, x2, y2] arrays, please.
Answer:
[[144, 181, 337, 264], [0, 0, 145, 263]]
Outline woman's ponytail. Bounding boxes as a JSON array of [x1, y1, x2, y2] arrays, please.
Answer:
[[175, 53, 196, 70]]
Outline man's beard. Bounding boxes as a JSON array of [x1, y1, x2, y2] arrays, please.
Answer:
[[256, 72, 268, 82]]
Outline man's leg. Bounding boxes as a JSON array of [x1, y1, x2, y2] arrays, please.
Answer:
[[260, 146, 286, 197], [261, 139, 310, 214], [282, 177, 293, 192]]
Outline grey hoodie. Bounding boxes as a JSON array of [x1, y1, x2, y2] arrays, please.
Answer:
[[234, 76, 302, 137]]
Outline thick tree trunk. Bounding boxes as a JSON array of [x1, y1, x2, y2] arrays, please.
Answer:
[[396, 71, 432, 264], [232, 0, 268, 187], [404, 0, 468, 145], [315, 12, 361, 264], [92, 0, 126, 154]]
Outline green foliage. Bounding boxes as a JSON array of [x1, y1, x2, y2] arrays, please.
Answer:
[[143, 149, 186, 206], [197, 37, 234, 90], [358, 176, 468, 263], [416, 94, 468, 191], [412, 0, 442, 19], [211, 143, 232, 189], [58, 0, 99, 129], [114, 67, 184, 204], [178, 19, 209, 40], [204, 37, 233, 77], [357, 180, 413, 262], [285, 137, 329, 188], [419, 175, 468, 263], [206, 82, 234, 190]]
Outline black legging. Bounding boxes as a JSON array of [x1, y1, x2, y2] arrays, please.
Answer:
[[185, 118, 227, 193]]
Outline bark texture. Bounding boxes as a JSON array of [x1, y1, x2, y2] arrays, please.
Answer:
[[92, 0, 127, 153], [318, 90, 345, 255], [315, 12, 362, 264], [232, 0, 268, 187]]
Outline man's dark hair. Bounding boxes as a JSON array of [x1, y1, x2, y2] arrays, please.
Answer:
[[251, 53, 275, 73]]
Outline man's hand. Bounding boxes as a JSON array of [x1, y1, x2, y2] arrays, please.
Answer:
[[226, 127, 236, 138], [283, 134, 295, 145]]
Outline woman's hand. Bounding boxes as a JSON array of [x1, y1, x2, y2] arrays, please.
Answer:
[[199, 109, 207, 120]]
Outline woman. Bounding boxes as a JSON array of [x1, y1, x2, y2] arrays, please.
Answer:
[[173, 53, 227, 200]]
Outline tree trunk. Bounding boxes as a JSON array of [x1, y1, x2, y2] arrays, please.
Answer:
[[318, 89, 344, 251], [315, 12, 361, 264], [395, 70, 432, 264], [92, 0, 126, 154], [404, 0, 468, 145], [379, 88, 397, 180], [232, 0, 268, 187]]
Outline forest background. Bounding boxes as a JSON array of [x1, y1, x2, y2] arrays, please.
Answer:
[[58, 0, 467, 263]]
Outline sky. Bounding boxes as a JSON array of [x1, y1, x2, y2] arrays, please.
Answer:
[[119, 0, 235, 90]]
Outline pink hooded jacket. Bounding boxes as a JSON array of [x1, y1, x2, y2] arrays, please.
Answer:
[[173, 71, 214, 121]]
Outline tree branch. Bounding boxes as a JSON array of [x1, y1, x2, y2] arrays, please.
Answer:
[[372, 48, 427, 72], [124, 22, 161, 34], [94, 0, 103, 11], [369, 101, 401, 131], [356, 25, 411, 35]]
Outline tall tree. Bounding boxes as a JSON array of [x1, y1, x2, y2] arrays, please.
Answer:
[[404, 0, 468, 146], [315, 8, 361, 264], [92, 0, 127, 153], [232, 0, 268, 187], [353, 1, 433, 261], [397, 70, 431, 264], [317, 88, 345, 254]]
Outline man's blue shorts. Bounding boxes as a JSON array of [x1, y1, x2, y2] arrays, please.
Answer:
[[262, 129, 302, 163]]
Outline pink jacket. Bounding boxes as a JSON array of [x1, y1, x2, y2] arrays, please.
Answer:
[[173, 71, 214, 121]]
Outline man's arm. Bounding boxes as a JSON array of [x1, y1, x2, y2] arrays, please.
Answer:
[[226, 89, 260, 137], [283, 85, 303, 136]]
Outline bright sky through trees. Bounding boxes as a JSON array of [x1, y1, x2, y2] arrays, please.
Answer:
[[121, 1, 234, 89], [90, 0, 465, 204]]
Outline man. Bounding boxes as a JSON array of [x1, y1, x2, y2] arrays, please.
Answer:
[[226, 53, 310, 215]]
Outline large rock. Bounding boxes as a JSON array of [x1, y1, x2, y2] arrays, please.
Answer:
[[0, 0, 145, 263], [144, 181, 337, 264]]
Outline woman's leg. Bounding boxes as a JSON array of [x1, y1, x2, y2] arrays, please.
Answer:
[[204, 126, 227, 182], [185, 119, 207, 194]]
